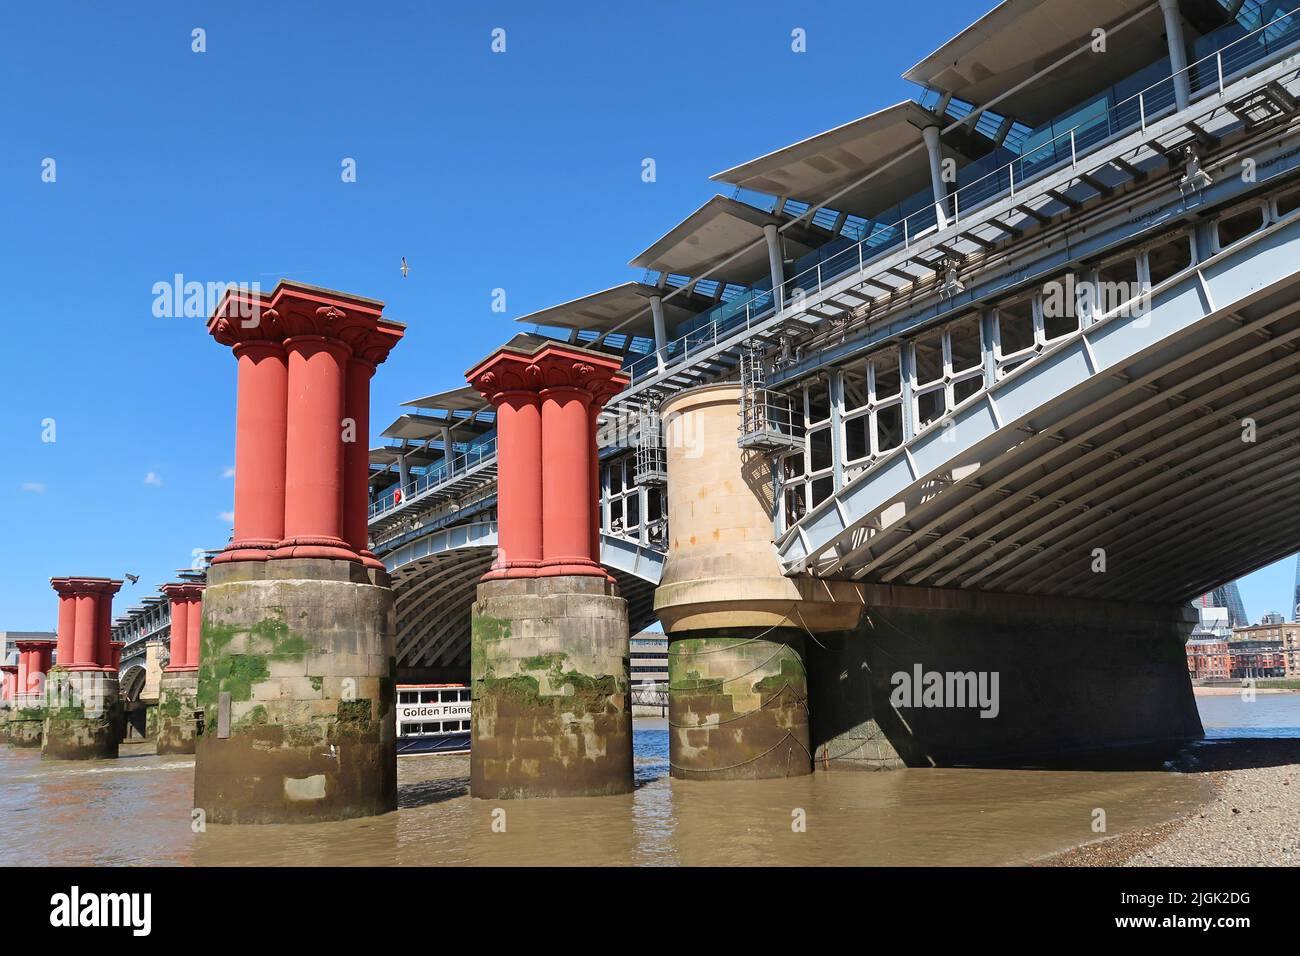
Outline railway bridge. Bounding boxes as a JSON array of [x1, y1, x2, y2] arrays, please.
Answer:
[[10, 0, 1300, 822], [360, 0, 1300, 782]]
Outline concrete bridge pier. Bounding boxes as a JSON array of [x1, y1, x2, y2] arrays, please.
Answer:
[[156, 583, 204, 755], [194, 282, 404, 824], [806, 586, 1204, 769], [655, 384, 861, 780], [466, 341, 633, 798]]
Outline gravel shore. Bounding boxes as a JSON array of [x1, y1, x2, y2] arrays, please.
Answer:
[[1041, 739, 1300, 867]]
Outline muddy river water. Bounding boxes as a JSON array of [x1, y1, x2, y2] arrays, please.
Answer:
[[4, 696, 1297, 866]]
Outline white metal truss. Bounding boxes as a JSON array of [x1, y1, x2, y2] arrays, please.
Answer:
[[776, 209, 1300, 603]]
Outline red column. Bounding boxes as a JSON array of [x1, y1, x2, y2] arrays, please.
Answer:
[[278, 334, 353, 559], [493, 392, 543, 575], [51, 578, 76, 665], [588, 405, 602, 566], [110, 642, 125, 671], [541, 385, 596, 574], [70, 589, 100, 670], [185, 585, 205, 671], [467, 352, 546, 578], [96, 581, 121, 672], [228, 342, 289, 559], [37, 643, 54, 679], [1, 666, 15, 701], [467, 342, 627, 581], [15, 647, 28, 699], [343, 356, 383, 569], [163, 584, 192, 672], [15, 641, 55, 696], [210, 293, 288, 563]]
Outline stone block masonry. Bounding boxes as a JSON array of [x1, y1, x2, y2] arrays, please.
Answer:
[[470, 575, 632, 798], [156, 671, 199, 755], [669, 628, 812, 780], [41, 669, 123, 760], [193, 557, 397, 824]]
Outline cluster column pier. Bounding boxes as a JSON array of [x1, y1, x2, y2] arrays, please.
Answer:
[[41, 577, 124, 760], [9, 638, 55, 748], [466, 342, 632, 798], [157, 582, 205, 755], [198, 281, 404, 823]]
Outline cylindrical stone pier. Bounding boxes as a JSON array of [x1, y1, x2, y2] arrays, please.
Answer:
[[466, 341, 632, 798], [199, 281, 404, 823], [655, 383, 860, 780], [470, 575, 631, 798]]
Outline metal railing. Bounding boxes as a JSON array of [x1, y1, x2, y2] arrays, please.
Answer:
[[623, 6, 1300, 389], [368, 437, 499, 520]]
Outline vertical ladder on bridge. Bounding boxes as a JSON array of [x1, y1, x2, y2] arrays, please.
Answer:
[[738, 344, 804, 452], [634, 391, 667, 487]]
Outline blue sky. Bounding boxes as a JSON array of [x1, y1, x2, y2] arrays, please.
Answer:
[[1, 1, 1296, 629]]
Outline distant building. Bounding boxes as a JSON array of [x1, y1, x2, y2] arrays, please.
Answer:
[[630, 631, 668, 687], [1231, 619, 1298, 679], [1186, 637, 1230, 681], [1183, 607, 1296, 680], [1293, 554, 1300, 621], [1195, 583, 1248, 628]]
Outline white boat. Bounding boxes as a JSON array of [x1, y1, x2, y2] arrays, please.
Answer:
[[396, 683, 471, 755]]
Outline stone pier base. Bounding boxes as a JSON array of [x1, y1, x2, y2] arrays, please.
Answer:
[[807, 586, 1203, 769], [669, 628, 812, 780], [7, 714, 44, 747], [156, 670, 199, 755], [470, 575, 632, 799], [41, 670, 122, 760], [193, 558, 397, 825]]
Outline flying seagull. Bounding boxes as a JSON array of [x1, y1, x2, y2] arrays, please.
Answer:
[[401, 256, 410, 278]]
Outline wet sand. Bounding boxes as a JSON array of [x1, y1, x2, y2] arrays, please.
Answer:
[[1040, 738, 1300, 866]]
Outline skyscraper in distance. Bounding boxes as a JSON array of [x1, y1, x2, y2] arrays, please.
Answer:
[[1292, 554, 1300, 621]]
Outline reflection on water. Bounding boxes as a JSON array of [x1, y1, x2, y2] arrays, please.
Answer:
[[0, 715, 1235, 867]]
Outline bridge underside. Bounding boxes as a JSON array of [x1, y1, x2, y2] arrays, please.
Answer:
[[389, 541, 658, 674], [785, 217, 1300, 604]]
